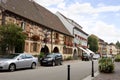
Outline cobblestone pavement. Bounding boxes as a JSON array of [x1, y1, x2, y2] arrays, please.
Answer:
[[93, 62, 120, 80]]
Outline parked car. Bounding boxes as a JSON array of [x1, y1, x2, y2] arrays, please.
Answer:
[[0, 53, 38, 72], [93, 54, 100, 60], [40, 53, 63, 66], [82, 53, 91, 61]]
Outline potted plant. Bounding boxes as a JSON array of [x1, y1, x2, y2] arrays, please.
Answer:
[[99, 57, 114, 73]]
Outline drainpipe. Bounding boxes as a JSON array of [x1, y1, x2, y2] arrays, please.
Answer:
[[51, 30, 53, 53]]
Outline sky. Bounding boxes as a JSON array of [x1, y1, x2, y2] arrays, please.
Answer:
[[34, 0, 120, 43]]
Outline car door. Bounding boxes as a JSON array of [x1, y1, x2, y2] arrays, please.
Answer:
[[24, 54, 33, 67], [55, 55, 60, 65], [15, 54, 27, 69]]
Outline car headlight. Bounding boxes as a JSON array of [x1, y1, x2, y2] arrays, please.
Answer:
[[0, 61, 8, 65]]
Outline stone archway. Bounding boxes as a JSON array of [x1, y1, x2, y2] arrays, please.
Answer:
[[53, 47, 59, 53], [73, 49, 78, 60], [40, 45, 49, 55]]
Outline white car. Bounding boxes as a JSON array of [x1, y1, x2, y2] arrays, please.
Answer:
[[0, 53, 38, 71], [93, 54, 100, 60]]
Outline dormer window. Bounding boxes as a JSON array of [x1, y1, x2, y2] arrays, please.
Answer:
[[21, 21, 26, 30], [55, 33, 59, 39]]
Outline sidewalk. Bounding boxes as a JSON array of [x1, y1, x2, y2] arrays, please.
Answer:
[[93, 62, 120, 80]]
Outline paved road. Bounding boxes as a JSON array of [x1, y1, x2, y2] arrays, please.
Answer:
[[0, 60, 98, 80]]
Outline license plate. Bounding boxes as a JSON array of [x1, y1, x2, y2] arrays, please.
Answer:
[[42, 61, 46, 62]]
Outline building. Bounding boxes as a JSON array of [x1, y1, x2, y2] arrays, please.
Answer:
[[106, 43, 117, 55], [56, 12, 89, 59], [98, 38, 107, 55], [0, 0, 73, 58]]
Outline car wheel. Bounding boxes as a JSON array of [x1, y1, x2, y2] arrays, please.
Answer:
[[9, 64, 16, 72], [52, 61, 56, 66], [40, 63, 43, 66], [31, 62, 36, 69], [60, 61, 62, 65]]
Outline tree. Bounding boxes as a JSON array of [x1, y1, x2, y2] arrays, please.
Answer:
[[88, 34, 98, 53], [0, 23, 26, 54], [116, 41, 120, 48]]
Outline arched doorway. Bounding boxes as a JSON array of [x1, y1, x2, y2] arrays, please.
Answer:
[[40, 45, 49, 55], [73, 49, 78, 60], [53, 47, 59, 53]]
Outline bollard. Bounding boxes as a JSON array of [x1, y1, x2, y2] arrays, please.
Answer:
[[91, 60, 94, 77], [67, 65, 70, 80]]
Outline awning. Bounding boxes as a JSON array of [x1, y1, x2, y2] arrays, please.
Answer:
[[79, 47, 90, 56], [86, 49, 95, 55]]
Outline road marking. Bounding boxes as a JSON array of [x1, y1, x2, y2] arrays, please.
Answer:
[[82, 71, 99, 80]]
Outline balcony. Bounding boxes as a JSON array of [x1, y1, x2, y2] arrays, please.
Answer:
[[55, 39, 60, 44], [31, 35, 40, 41]]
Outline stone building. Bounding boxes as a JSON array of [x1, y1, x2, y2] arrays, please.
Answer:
[[98, 38, 106, 55], [0, 0, 73, 58]]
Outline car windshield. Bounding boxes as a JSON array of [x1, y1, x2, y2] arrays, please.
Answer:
[[46, 54, 55, 58], [83, 53, 88, 56], [0, 54, 19, 59]]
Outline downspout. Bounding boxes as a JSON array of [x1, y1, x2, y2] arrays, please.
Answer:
[[51, 30, 53, 53]]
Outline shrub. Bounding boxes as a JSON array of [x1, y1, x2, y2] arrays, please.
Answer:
[[38, 52, 45, 62], [39, 52, 45, 58], [114, 54, 120, 62], [99, 57, 114, 73]]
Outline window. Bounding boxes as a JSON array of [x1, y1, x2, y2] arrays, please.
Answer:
[[55, 33, 59, 39], [21, 21, 26, 30], [25, 54, 33, 58], [33, 43, 37, 52], [20, 54, 26, 59]]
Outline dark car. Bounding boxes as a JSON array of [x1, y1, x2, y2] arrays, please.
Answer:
[[82, 53, 90, 61], [40, 53, 63, 66]]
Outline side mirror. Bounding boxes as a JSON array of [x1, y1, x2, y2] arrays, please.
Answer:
[[17, 57, 22, 60]]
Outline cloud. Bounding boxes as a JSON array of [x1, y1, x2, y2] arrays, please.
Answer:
[[34, 0, 64, 7], [64, 2, 120, 15], [34, 0, 120, 43], [85, 21, 120, 43]]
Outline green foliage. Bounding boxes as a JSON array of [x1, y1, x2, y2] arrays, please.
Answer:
[[38, 52, 45, 62], [0, 24, 26, 53], [39, 52, 45, 58], [99, 57, 114, 73], [116, 41, 120, 48], [114, 54, 120, 62], [88, 34, 98, 52]]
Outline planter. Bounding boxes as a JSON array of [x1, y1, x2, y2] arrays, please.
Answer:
[[99, 57, 114, 73]]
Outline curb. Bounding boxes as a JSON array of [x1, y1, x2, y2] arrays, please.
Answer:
[[82, 71, 99, 80]]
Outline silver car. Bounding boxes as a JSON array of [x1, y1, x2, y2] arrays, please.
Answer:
[[0, 53, 38, 71]]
